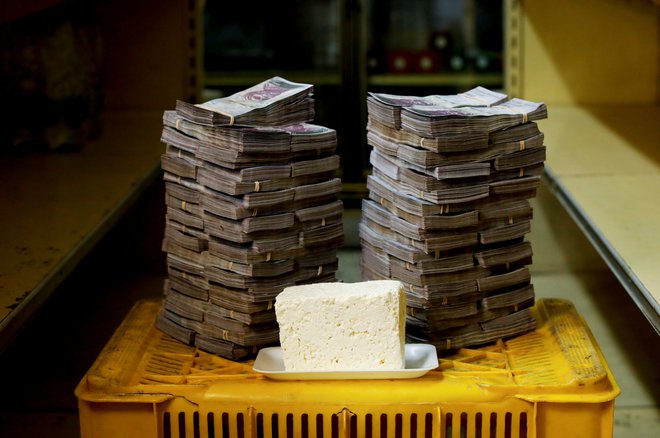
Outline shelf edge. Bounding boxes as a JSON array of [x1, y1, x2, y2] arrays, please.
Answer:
[[0, 163, 162, 353], [542, 167, 660, 335]]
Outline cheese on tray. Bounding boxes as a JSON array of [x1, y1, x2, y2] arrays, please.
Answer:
[[274, 280, 406, 371]]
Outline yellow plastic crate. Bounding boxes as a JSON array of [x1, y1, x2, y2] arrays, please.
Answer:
[[75, 298, 619, 438]]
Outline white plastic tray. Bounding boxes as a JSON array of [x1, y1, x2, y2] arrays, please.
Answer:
[[253, 343, 438, 380]]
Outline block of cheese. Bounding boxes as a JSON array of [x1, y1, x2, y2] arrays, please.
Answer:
[[274, 280, 406, 371]]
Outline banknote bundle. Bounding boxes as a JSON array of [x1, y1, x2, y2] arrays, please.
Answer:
[[157, 77, 344, 360], [361, 87, 547, 351], [175, 76, 315, 126]]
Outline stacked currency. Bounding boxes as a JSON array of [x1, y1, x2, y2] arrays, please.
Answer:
[[360, 87, 547, 351], [175, 76, 315, 126], [157, 77, 344, 360]]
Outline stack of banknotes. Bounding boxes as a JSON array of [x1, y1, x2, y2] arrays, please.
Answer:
[[361, 86, 547, 351], [157, 77, 344, 359]]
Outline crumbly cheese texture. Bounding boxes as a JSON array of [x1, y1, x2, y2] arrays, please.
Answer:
[[275, 280, 406, 371]]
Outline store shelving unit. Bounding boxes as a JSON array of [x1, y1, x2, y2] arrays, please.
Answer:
[[0, 0, 202, 351], [505, 0, 659, 332]]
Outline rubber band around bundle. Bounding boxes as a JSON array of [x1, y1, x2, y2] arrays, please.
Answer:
[[519, 168, 524, 177], [507, 105, 529, 124], [214, 110, 235, 126], [442, 297, 448, 305], [254, 181, 261, 192], [321, 218, 326, 226], [222, 329, 229, 340], [267, 300, 273, 310], [519, 140, 526, 150], [266, 252, 272, 262], [317, 266, 323, 276], [175, 118, 181, 130], [446, 339, 452, 349], [252, 209, 258, 217], [181, 200, 187, 210], [508, 216, 514, 225]]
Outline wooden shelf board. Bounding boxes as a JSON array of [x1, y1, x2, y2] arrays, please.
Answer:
[[205, 70, 341, 87], [367, 72, 503, 88], [0, 110, 164, 351], [204, 71, 503, 89], [539, 104, 660, 332]]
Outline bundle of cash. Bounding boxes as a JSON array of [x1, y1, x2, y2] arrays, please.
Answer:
[[156, 78, 344, 360], [175, 76, 315, 126], [361, 86, 547, 351], [367, 86, 508, 130]]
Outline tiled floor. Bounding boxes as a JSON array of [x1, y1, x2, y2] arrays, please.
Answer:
[[0, 199, 657, 437]]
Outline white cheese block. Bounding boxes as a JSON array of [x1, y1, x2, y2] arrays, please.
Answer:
[[275, 280, 406, 371]]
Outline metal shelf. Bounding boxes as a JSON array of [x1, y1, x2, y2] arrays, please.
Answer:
[[538, 104, 660, 334], [0, 110, 164, 351]]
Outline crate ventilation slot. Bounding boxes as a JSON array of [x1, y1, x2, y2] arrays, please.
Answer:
[[162, 410, 528, 438], [443, 411, 528, 438]]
